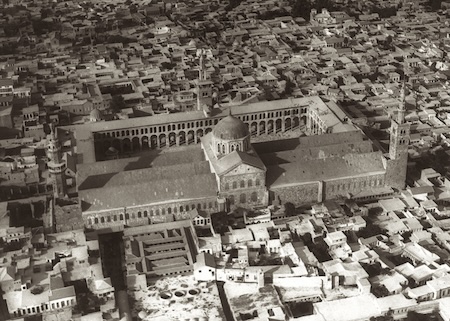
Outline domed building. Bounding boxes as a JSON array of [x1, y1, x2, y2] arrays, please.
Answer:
[[212, 114, 251, 156], [89, 108, 103, 123], [201, 112, 268, 208]]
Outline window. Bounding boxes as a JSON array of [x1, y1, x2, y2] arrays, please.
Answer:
[[240, 194, 246, 203], [256, 179, 260, 186], [248, 180, 252, 187], [225, 183, 229, 190], [240, 180, 245, 188], [232, 181, 237, 189]]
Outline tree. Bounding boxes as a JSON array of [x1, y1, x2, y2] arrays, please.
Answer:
[[292, 0, 312, 20], [372, 284, 390, 298], [111, 95, 125, 112], [284, 202, 296, 216]]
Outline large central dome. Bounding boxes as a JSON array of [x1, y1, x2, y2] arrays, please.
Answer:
[[213, 114, 249, 140]]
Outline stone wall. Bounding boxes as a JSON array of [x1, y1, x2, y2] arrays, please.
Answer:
[[323, 173, 386, 200], [270, 182, 320, 206], [221, 172, 267, 208], [83, 195, 219, 229], [385, 155, 408, 190]]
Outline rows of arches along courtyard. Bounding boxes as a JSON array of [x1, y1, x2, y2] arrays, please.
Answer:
[[93, 109, 328, 158]]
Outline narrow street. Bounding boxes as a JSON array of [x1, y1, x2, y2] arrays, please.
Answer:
[[99, 232, 131, 320], [216, 281, 235, 321]]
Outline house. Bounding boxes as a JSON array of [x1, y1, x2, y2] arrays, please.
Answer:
[[91, 277, 114, 299], [190, 209, 211, 227], [372, 271, 408, 294], [193, 252, 216, 282], [324, 231, 347, 250]]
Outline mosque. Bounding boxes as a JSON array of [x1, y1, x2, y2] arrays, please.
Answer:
[[71, 87, 409, 231], [51, 53, 410, 230]]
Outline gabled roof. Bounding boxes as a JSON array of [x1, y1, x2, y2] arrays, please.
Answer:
[[0, 266, 15, 282], [94, 277, 113, 291], [216, 150, 266, 176]]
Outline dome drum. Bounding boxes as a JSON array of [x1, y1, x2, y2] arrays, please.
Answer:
[[211, 114, 251, 156]]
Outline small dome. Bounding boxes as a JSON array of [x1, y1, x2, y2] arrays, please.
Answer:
[[90, 108, 103, 122], [213, 114, 249, 140]]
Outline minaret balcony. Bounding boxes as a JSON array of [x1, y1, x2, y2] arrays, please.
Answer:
[[48, 162, 66, 173]]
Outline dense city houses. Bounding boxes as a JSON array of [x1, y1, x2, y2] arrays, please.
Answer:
[[1, 0, 450, 320]]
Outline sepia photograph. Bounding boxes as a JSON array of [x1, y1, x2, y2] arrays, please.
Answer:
[[0, 0, 449, 320]]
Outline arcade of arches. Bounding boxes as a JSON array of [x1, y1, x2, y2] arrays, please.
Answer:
[[93, 105, 329, 158]]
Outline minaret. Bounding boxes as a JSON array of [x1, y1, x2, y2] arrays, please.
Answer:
[[385, 80, 410, 190], [196, 49, 213, 116], [397, 81, 406, 124], [47, 124, 67, 198]]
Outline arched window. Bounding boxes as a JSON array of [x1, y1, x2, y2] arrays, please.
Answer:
[[256, 179, 260, 186], [191, 204, 195, 210], [222, 145, 225, 153], [240, 193, 246, 203], [107, 216, 111, 222], [155, 209, 160, 215], [125, 213, 130, 219], [231, 145, 235, 151], [217, 144, 220, 153], [144, 211, 148, 217], [232, 181, 237, 189], [180, 205, 184, 212], [161, 208, 165, 215], [100, 217, 105, 223], [120, 214, 124, 220], [138, 211, 142, 218], [248, 179, 253, 187], [197, 203, 201, 209], [88, 218, 93, 225], [236, 145, 240, 151], [168, 208, 171, 214], [240, 180, 245, 188], [251, 192, 258, 202], [225, 182, 230, 190]]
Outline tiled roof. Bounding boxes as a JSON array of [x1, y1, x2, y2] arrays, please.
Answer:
[[80, 173, 218, 212], [267, 151, 386, 188], [78, 160, 211, 191], [77, 147, 205, 182]]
